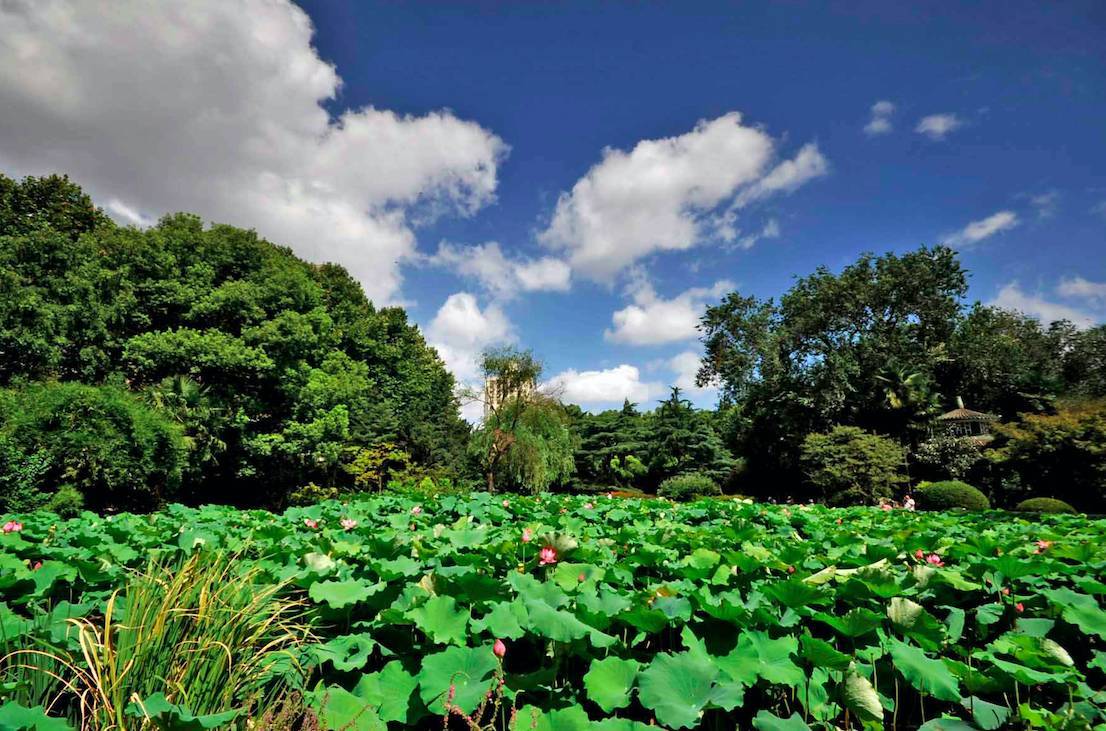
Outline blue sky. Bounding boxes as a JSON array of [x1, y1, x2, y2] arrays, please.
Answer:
[[1, 1, 1104, 415]]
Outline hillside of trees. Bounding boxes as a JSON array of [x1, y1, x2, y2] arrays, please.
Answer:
[[1, 172, 1103, 514]]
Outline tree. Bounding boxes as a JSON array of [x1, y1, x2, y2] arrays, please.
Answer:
[[801, 426, 907, 506], [698, 246, 966, 491], [648, 387, 735, 486], [0, 382, 185, 512], [1062, 325, 1106, 398], [571, 400, 652, 490], [939, 304, 1070, 417], [0, 172, 467, 508], [467, 348, 576, 493], [987, 400, 1106, 512]]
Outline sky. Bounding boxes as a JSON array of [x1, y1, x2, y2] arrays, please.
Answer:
[[1, 1, 1104, 418]]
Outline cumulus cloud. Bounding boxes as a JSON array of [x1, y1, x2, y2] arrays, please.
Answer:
[[425, 292, 514, 384], [991, 283, 1097, 330], [1058, 276, 1106, 305], [606, 278, 733, 346], [668, 350, 718, 397], [864, 100, 895, 136], [915, 113, 963, 140], [538, 113, 826, 281], [429, 242, 570, 300], [0, 0, 506, 304], [944, 210, 1019, 247], [545, 365, 664, 408]]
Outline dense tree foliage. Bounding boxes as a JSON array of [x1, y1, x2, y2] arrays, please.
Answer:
[[0, 382, 185, 512], [569, 389, 735, 492], [988, 400, 1106, 512], [0, 172, 466, 508], [698, 245, 1105, 500]]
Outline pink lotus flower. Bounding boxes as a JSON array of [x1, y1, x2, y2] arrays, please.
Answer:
[[521, 528, 533, 543], [410, 505, 422, 516], [493, 639, 506, 658], [1015, 602, 1025, 613], [303, 518, 318, 529], [1033, 539, 1052, 554], [577, 572, 586, 582], [340, 518, 357, 530], [583, 502, 594, 509], [2, 521, 22, 534], [914, 549, 925, 559], [30, 560, 42, 571], [787, 565, 796, 574], [539, 546, 558, 565], [1002, 587, 1010, 596], [925, 553, 944, 567]]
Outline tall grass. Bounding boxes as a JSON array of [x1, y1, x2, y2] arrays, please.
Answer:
[[3, 552, 313, 729]]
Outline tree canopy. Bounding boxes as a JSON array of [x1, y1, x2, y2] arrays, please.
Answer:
[[0, 172, 467, 508]]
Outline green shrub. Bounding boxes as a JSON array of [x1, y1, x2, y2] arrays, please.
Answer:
[[801, 426, 907, 506], [0, 382, 185, 513], [44, 485, 84, 518], [658, 472, 720, 501], [1015, 497, 1077, 514], [287, 482, 340, 506], [916, 480, 990, 511]]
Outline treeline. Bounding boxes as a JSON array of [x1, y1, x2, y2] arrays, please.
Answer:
[[1, 172, 1104, 515], [0, 173, 467, 513]]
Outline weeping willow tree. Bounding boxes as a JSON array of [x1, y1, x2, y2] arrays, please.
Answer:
[[467, 347, 576, 493]]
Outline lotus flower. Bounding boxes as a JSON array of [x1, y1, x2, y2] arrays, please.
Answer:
[[539, 546, 558, 565], [2, 521, 22, 534], [303, 518, 318, 529], [493, 638, 506, 658], [914, 549, 925, 559], [521, 528, 533, 543], [1033, 539, 1052, 554], [1015, 602, 1025, 613], [577, 572, 586, 582], [583, 502, 594, 509], [1001, 587, 1010, 596], [340, 517, 357, 530], [30, 560, 42, 571], [410, 505, 422, 516], [926, 553, 944, 567]]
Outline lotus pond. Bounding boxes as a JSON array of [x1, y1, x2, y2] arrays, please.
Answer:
[[1, 494, 1105, 730]]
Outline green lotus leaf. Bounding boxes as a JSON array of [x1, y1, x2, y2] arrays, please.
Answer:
[[583, 656, 639, 712]]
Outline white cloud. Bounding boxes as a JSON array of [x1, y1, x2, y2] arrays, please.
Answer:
[[545, 365, 664, 407], [864, 100, 895, 136], [728, 218, 780, 251], [429, 241, 570, 300], [944, 210, 1019, 247], [1030, 191, 1060, 219], [915, 113, 963, 140], [538, 113, 826, 281], [1058, 276, 1106, 305], [0, 0, 506, 305], [991, 283, 1097, 329], [606, 279, 733, 346], [668, 350, 718, 397], [425, 292, 514, 383]]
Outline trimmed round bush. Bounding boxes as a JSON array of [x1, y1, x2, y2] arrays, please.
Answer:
[[658, 472, 720, 501], [1015, 497, 1077, 514], [916, 480, 990, 511]]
